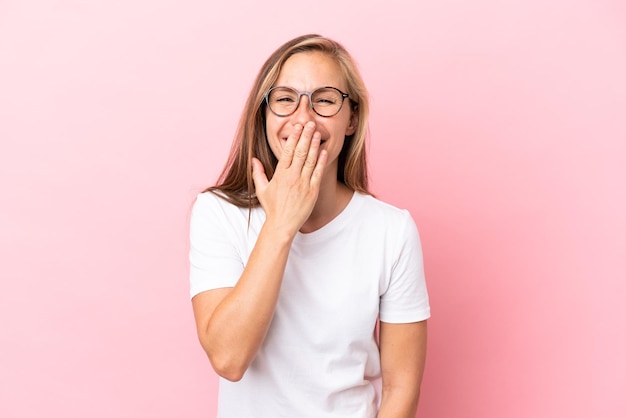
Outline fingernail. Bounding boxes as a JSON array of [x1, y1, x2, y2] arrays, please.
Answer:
[[305, 122, 315, 130]]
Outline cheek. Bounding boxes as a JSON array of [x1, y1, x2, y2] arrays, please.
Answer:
[[264, 119, 282, 158], [264, 122, 275, 145], [332, 116, 353, 137], [265, 115, 282, 138]]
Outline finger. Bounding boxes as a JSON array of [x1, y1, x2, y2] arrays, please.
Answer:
[[290, 121, 316, 170], [309, 149, 328, 188], [300, 130, 322, 179], [276, 124, 303, 169], [251, 158, 269, 193]]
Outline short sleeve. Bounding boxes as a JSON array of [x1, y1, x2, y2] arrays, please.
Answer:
[[189, 193, 244, 298], [379, 211, 430, 323]]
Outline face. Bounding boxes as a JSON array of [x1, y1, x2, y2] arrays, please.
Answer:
[[265, 51, 356, 176]]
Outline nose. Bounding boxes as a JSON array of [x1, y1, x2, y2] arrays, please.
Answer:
[[289, 93, 315, 125]]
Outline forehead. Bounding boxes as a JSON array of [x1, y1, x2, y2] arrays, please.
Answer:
[[275, 51, 346, 91]]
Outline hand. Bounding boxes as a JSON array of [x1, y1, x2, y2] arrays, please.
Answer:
[[252, 121, 328, 235]]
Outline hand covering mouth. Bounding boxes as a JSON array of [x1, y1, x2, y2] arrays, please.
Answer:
[[281, 137, 327, 144]]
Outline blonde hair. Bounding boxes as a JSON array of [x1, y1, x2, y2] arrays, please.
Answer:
[[206, 34, 370, 207]]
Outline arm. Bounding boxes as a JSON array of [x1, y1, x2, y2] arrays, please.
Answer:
[[191, 122, 326, 381], [191, 222, 294, 381], [377, 320, 428, 418]]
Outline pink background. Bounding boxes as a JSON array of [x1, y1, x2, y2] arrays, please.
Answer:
[[1, 0, 625, 417]]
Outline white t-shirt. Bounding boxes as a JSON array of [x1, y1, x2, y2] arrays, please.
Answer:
[[189, 191, 430, 418]]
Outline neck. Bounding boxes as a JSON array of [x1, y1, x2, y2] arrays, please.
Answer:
[[300, 171, 353, 234]]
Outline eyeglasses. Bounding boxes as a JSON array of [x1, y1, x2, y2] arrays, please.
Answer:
[[265, 86, 350, 117]]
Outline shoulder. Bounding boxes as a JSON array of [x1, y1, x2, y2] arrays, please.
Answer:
[[193, 190, 233, 211], [192, 191, 251, 219], [190, 191, 260, 234], [353, 194, 422, 257], [356, 193, 416, 229]]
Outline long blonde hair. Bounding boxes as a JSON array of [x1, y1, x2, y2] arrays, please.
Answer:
[[206, 34, 370, 207]]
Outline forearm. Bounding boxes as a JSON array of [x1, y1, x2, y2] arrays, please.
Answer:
[[199, 221, 295, 380], [377, 387, 420, 418], [377, 320, 428, 418]]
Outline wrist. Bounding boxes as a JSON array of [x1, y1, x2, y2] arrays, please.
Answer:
[[260, 218, 298, 246]]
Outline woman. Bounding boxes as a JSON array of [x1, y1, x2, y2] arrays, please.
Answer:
[[189, 34, 430, 418]]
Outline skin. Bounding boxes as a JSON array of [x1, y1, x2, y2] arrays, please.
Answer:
[[378, 321, 428, 418], [192, 51, 427, 417]]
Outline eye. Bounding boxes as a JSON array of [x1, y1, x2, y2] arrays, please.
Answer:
[[275, 95, 296, 103], [312, 88, 341, 106], [315, 97, 336, 104], [269, 88, 298, 104]]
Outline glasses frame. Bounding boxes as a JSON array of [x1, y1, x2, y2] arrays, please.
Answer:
[[264, 86, 350, 118]]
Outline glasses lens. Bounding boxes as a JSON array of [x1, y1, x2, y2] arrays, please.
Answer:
[[267, 87, 298, 116], [311, 88, 343, 116]]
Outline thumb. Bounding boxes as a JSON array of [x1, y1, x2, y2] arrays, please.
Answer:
[[251, 158, 269, 192]]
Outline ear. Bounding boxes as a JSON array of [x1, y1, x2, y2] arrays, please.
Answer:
[[345, 105, 358, 136]]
